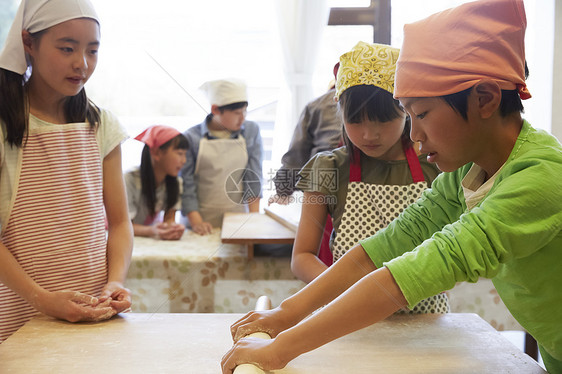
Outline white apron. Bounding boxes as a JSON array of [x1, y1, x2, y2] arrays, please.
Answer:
[[332, 145, 449, 314], [0, 123, 108, 343], [194, 135, 249, 227]]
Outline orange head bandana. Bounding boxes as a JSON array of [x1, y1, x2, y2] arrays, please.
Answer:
[[135, 125, 181, 150], [394, 0, 530, 100]]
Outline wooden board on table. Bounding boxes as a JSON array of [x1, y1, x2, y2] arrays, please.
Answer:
[[221, 212, 295, 244], [264, 202, 301, 232], [0, 313, 546, 374]]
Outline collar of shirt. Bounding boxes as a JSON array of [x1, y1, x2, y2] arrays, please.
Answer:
[[461, 163, 504, 211], [199, 114, 244, 139]]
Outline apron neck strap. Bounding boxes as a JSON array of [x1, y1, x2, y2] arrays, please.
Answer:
[[349, 146, 362, 182], [349, 143, 426, 183], [404, 143, 426, 183]]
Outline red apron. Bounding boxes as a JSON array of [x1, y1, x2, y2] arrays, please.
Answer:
[[0, 122, 107, 342]]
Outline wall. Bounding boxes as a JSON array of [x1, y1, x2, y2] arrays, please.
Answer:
[[552, 1, 562, 141]]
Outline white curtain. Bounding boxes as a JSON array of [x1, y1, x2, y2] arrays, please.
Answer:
[[272, 0, 330, 165]]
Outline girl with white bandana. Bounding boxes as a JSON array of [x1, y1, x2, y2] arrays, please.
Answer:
[[0, 0, 133, 342], [223, 1, 562, 372]]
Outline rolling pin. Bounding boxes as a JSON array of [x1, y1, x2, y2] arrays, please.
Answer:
[[233, 296, 272, 374]]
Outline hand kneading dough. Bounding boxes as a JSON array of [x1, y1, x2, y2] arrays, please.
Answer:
[[234, 363, 266, 374], [233, 332, 272, 374], [244, 332, 271, 340]]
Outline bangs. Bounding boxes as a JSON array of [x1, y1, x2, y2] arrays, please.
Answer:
[[162, 133, 189, 150], [338, 85, 403, 124]]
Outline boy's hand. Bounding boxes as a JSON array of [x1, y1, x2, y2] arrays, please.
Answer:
[[191, 221, 213, 235], [230, 307, 298, 342], [187, 211, 213, 235], [221, 336, 286, 374]]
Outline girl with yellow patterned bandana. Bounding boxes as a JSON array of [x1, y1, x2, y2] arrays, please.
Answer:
[[290, 41, 447, 313]]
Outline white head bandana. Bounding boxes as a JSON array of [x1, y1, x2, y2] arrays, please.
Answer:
[[200, 78, 248, 107], [0, 0, 99, 75]]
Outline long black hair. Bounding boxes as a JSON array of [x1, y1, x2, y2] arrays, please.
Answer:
[[0, 29, 100, 147], [140, 133, 189, 217], [339, 85, 411, 163]]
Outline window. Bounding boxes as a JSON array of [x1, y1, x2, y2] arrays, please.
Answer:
[[87, 0, 375, 176], [1, 0, 554, 175], [88, 0, 284, 173]]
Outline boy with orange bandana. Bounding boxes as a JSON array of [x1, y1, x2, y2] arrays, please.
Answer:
[[222, 1, 562, 372]]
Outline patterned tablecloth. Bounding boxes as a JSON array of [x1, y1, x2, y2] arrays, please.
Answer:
[[125, 229, 305, 314], [126, 230, 523, 333], [447, 279, 523, 331]]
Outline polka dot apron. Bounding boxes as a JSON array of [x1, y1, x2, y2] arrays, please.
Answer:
[[332, 145, 449, 314]]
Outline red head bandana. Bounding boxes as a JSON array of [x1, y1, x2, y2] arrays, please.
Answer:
[[135, 125, 181, 150]]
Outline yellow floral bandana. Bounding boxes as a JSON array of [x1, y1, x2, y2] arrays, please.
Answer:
[[335, 41, 400, 100]]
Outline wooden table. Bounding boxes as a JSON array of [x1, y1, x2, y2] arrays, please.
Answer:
[[221, 212, 296, 259], [0, 313, 545, 373]]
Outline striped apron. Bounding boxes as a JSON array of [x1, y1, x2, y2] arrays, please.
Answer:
[[0, 122, 108, 343]]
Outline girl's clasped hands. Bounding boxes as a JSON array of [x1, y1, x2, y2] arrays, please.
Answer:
[[33, 281, 131, 323], [154, 222, 186, 240]]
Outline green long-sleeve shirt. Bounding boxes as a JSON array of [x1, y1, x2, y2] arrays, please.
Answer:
[[361, 120, 562, 365]]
